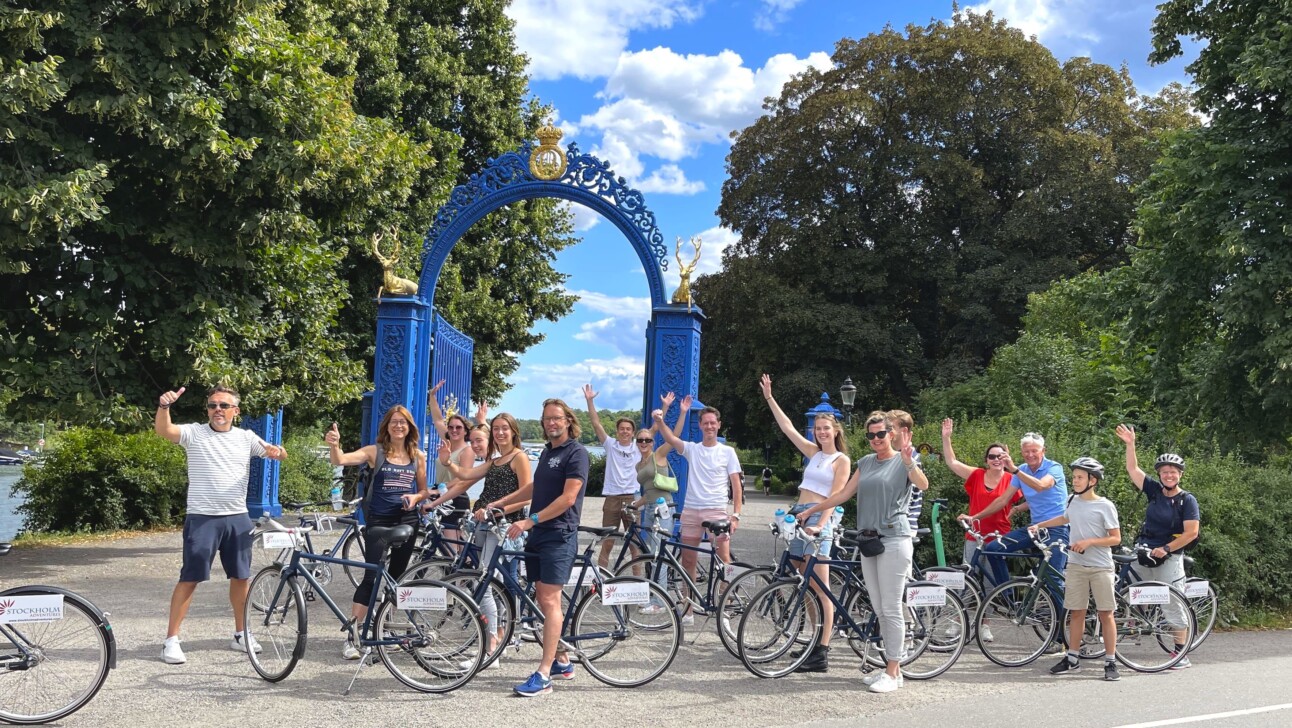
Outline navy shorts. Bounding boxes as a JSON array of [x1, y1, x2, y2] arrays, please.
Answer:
[[524, 527, 579, 586], [180, 513, 255, 582]]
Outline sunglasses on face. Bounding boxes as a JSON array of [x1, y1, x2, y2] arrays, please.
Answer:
[[447, 425, 465, 431], [865, 430, 889, 440], [986, 453, 1005, 461], [635, 438, 653, 444], [206, 402, 236, 410]]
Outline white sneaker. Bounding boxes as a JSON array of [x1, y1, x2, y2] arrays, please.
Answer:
[[680, 613, 695, 627], [162, 636, 186, 665], [230, 631, 262, 654], [342, 641, 363, 660], [980, 625, 994, 643], [861, 670, 884, 685], [868, 672, 903, 693], [639, 604, 665, 615]]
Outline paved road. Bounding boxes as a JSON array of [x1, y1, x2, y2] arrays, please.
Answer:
[[2, 491, 1289, 728]]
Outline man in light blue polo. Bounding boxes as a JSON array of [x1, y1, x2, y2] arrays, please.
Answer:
[[960, 432, 1068, 593]]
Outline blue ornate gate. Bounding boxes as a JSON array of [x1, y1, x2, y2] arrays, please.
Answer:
[[371, 126, 708, 504], [426, 313, 474, 454]]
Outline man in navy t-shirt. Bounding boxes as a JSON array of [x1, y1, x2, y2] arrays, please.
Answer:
[[490, 398, 589, 697]]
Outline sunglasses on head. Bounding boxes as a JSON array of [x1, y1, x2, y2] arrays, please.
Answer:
[[206, 402, 236, 410], [635, 438, 653, 444], [865, 430, 889, 440]]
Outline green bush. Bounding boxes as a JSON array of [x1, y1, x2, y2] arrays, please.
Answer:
[[278, 433, 338, 504], [584, 454, 607, 498], [14, 427, 187, 532]]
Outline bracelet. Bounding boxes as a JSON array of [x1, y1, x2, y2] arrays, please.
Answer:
[[904, 460, 916, 472], [158, 404, 170, 409], [731, 513, 741, 521]]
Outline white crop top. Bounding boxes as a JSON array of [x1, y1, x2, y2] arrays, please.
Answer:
[[799, 451, 844, 497]]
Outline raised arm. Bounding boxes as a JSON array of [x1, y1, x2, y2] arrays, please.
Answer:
[[1001, 450, 1057, 491], [896, 430, 929, 491], [324, 422, 375, 467], [653, 405, 686, 454], [940, 418, 976, 480], [656, 394, 689, 457], [474, 400, 488, 427], [650, 391, 676, 436], [583, 384, 610, 443], [760, 374, 819, 458], [1115, 424, 1147, 490], [426, 379, 449, 440], [154, 387, 185, 443], [439, 440, 491, 481]]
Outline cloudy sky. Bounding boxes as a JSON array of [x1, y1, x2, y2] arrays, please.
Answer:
[[487, 0, 1198, 419]]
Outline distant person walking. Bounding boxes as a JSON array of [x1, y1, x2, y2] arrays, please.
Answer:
[[154, 385, 287, 665], [761, 466, 773, 496]]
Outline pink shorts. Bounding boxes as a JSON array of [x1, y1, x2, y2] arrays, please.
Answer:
[[680, 507, 731, 544]]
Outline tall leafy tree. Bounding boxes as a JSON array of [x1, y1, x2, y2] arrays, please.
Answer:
[[698, 10, 1194, 447], [1129, 0, 1292, 449]]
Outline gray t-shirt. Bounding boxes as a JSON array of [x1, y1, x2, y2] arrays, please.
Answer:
[[1065, 495, 1120, 569], [854, 454, 913, 537]]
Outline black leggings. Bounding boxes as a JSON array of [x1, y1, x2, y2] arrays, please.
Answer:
[[353, 514, 418, 607]]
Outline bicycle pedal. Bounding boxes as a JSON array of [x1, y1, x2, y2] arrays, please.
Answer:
[[304, 590, 316, 602]]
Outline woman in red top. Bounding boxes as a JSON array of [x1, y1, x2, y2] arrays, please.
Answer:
[[941, 418, 1020, 565]]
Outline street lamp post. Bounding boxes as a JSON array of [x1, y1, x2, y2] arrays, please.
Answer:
[[839, 377, 857, 426]]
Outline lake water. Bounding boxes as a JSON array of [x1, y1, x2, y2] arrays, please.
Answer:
[[0, 466, 25, 541]]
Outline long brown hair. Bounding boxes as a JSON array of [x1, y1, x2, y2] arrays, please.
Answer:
[[813, 412, 849, 455], [490, 413, 524, 454], [376, 405, 421, 460], [541, 398, 582, 440]]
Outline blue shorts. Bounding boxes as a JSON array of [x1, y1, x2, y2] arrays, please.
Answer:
[[180, 513, 255, 582], [788, 504, 832, 559], [524, 527, 579, 586]]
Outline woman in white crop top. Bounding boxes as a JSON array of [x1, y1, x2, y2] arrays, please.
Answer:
[[760, 373, 850, 673]]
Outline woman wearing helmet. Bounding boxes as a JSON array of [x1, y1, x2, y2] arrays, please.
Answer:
[[1114, 424, 1200, 667], [1029, 457, 1123, 681]]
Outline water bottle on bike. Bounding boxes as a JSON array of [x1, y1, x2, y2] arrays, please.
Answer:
[[330, 481, 344, 511]]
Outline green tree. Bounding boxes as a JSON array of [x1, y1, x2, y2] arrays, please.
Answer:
[[1127, 0, 1292, 451], [697, 10, 1195, 447]]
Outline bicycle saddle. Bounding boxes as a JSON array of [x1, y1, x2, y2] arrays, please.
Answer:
[[1113, 552, 1138, 565], [1182, 555, 1194, 568], [366, 524, 414, 547], [701, 519, 731, 535], [578, 526, 621, 538], [283, 500, 315, 510]]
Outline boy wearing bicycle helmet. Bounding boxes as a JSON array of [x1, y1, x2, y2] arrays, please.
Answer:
[[1029, 457, 1122, 682], [1114, 424, 1200, 668]]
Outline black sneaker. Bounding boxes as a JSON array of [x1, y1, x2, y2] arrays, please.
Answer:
[[1049, 656, 1080, 675], [795, 645, 829, 673], [1104, 662, 1121, 682]]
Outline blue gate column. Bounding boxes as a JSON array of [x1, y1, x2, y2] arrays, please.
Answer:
[[244, 409, 284, 518], [645, 304, 705, 510], [371, 295, 432, 446]]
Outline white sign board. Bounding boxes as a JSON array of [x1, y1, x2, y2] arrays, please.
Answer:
[[396, 586, 447, 611], [1184, 580, 1211, 599], [905, 585, 948, 607], [923, 570, 966, 590], [0, 594, 65, 624], [1128, 585, 1171, 605], [262, 532, 295, 549], [565, 566, 592, 587], [601, 581, 651, 605]]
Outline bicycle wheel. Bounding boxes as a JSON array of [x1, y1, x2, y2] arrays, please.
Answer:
[[1113, 583, 1195, 673], [441, 573, 514, 670], [899, 584, 967, 680], [737, 580, 821, 678], [974, 579, 1059, 667], [0, 588, 112, 725], [572, 578, 680, 688], [716, 566, 776, 658], [244, 566, 306, 682], [374, 578, 484, 693], [398, 557, 456, 584], [921, 566, 982, 638], [1185, 577, 1217, 650], [341, 529, 367, 587], [843, 587, 887, 668]]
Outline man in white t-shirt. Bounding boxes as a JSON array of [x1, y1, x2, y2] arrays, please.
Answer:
[[154, 385, 287, 665], [655, 405, 742, 623], [585, 384, 642, 568]]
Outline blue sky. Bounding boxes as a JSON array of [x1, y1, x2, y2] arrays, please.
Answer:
[[488, 0, 1199, 419]]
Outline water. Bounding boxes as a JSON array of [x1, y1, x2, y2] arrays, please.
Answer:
[[0, 466, 25, 541]]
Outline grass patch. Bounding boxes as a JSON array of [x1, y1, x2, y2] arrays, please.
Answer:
[[1227, 609, 1292, 631], [8, 525, 181, 548]]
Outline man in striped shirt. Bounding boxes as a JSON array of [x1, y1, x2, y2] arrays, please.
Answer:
[[154, 385, 287, 665]]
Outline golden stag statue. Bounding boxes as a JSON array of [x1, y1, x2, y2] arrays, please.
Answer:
[[372, 229, 419, 300], [671, 235, 703, 311]]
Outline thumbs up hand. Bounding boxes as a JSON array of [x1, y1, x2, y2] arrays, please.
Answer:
[[324, 422, 341, 446]]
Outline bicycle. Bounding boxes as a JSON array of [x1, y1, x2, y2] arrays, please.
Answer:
[[251, 497, 366, 588], [444, 518, 681, 687], [244, 516, 485, 693], [735, 527, 967, 680], [386, 503, 475, 583], [0, 542, 117, 724]]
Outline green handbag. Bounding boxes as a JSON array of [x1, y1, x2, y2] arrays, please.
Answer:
[[654, 460, 679, 493]]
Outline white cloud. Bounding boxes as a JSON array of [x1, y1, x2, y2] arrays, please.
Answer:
[[567, 289, 652, 318], [573, 316, 648, 358], [689, 225, 738, 276], [755, 0, 807, 32], [577, 47, 831, 196], [560, 201, 602, 232], [507, 0, 703, 81], [966, 0, 1100, 45], [509, 356, 646, 411]]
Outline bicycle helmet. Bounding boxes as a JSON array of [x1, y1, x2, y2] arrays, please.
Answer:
[[1154, 453, 1185, 472], [1068, 456, 1105, 482]]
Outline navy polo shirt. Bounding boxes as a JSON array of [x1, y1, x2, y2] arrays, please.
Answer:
[[1138, 476, 1200, 548], [531, 437, 589, 532]]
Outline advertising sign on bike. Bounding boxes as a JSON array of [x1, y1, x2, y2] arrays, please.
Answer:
[[601, 581, 651, 605], [0, 594, 64, 623], [565, 566, 592, 587], [262, 532, 296, 549], [922, 570, 966, 590], [1184, 580, 1210, 599], [905, 585, 948, 607], [396, 586, 447, 610], [1128, 585, 1170, 605]]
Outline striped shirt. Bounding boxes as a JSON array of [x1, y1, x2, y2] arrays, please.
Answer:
[[178, 423, 267, 515]]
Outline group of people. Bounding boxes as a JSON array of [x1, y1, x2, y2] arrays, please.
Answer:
[[151, 376, 1200, 696]]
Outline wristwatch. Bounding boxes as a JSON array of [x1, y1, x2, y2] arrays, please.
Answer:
[[530, 513, 540, 526], [731, 514, 741, 521]]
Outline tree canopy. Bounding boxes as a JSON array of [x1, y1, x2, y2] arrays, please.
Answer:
[[696, 10, 1195, 448]]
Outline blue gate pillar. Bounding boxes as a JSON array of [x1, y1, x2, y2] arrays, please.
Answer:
[[244, 409, 284, 518], [645, 304, 705, 510], [804, 393, 844, 465], [370, 296, 433, 446]]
